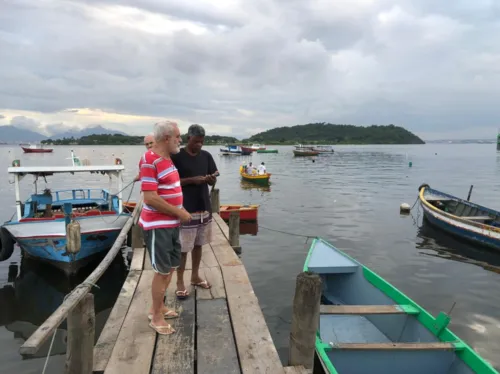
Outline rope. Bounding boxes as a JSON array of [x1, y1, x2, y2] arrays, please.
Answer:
[[410, 196, 420, 210], [257, 224, 316, 239], [42, 281, 100, 374]]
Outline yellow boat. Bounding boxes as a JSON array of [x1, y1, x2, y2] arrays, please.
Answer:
[[239, 166, 271, 185]]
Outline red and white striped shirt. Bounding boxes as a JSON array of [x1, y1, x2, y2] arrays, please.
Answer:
[[139, 150, 183, 230]]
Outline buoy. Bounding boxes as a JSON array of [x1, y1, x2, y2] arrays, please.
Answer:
[[400, 203, 411, 214], [409, 161, 412, 167]]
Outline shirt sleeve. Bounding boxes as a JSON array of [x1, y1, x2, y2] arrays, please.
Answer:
[[140, 157, 158, 192], [207, 152, 218, 175]]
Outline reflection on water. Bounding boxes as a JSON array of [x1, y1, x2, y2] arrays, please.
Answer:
[[0, 250, 128, 372]]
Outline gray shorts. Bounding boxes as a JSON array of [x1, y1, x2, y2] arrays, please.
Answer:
[[143, 227, 181, 275]]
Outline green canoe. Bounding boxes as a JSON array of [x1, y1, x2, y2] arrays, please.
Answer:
[[304, 237, 498, 374]]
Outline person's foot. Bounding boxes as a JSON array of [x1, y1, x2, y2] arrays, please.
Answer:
[[176, 282, 190, 299], [191, 276, 211, 289], [148, 306, 179, 318], [149, 317, 176, 335]]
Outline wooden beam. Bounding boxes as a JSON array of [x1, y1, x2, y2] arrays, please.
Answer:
[[330, 342, 456, 350], [228, 211, 241, 254], [320, 304, 420, 315], [20, 197, 143, 356], [196, 267, 226, 300], [210, 188, 220, 214], [65, 293, 95, 374], [129, 247, 145, 271]]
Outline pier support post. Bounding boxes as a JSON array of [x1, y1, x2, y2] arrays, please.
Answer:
[[131, 224, 144, 249], [228, 211, 241, 254], [289, 271, 322, 370], [210, 188, 220, 214], [66, 293, 95, 374]]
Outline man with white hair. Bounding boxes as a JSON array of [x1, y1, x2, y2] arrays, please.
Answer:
[[171, 124, 218, 298], [139, 120, 192, 335], [134, 133, 155, 182]]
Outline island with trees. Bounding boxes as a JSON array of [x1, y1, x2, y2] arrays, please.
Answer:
[[42, 134, 239, 145], [241, 123, 424, 145]]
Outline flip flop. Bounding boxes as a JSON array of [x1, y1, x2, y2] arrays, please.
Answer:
[[191, 279, 211, 289], [147, 310, 179, 321], [176, 289, 189, 300], [149, 322, 176, 335]]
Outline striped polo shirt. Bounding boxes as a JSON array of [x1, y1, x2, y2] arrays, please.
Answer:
[[138, 150, 183, 230]]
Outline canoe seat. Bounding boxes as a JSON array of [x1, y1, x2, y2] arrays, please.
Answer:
[[320, 304, 420, 315], [329, 342, 462, 351], [308, 241, 359, 274], [460, 216, 492, 221]]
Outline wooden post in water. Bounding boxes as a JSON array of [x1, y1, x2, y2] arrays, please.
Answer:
[[228, 211, 241, 254], [210, 188, 220, 214], [289, 271, 322, 370], [66, 293, 95, 374], [467, 185, 474, 201]]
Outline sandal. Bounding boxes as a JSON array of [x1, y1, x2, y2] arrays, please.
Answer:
[[149, 322, 176, 335], [147, 310, 179, 321], [191, 279, 211, 289], [176, 289, 190, 300]]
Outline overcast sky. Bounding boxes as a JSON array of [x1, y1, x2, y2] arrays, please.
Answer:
[[1, 0, 500, 140]]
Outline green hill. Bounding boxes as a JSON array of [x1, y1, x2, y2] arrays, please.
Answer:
[[243, 123, 425, 145], [42, 134, 238, 145]]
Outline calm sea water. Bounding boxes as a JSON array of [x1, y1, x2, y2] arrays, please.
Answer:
[[1, 144, 499, 373]]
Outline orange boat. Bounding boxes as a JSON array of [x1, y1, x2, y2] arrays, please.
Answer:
[[219, 204, 259, 221]]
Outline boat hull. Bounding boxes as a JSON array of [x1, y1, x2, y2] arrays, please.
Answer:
[[220, 205, 259, 221], [3, 214, 130, 274], [256, 149, 278, 154], [240, 173, 270, 185], [293, 150, 319, 156], [21, 147, 53, 153], [419, 186, 500, 252], [304, 237, 498, 374]]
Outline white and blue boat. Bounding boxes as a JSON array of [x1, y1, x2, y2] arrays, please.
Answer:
[[418, 184, 500, 251], [0, 153, 131, 274]]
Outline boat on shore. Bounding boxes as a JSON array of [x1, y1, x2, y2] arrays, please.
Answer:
[[418, 184, 500, 251], [239, 165, 271, 185], [293, 149, 319, 156], [0, 152, 131, 274], [21, 144, 53, 153], [220, 204, 259, 221], [304, 237, 499, 374]]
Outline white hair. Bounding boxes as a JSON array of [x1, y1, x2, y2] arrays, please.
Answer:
[[153, 121, 178, 142]]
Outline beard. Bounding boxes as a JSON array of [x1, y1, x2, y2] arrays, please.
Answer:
[[168, 143, 181, 154]]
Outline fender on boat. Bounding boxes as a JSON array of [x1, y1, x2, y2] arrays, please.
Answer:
[[0, 227, 15, 261]]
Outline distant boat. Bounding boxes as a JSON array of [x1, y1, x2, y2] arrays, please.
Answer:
[[21, 144, 53, 153], [239, 165, 271, 185], [293, 149, 319, 156], [219, 204, 259, 221], [304, 237, 499, 374], [220, 145, 251, 155], [256, 149, 278, 154], [250, 144, 266, 151], [295, 144, 334, 153], [418, 184, 500, 251]]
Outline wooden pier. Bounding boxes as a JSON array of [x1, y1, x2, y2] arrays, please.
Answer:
[[18, 190, 310, 374]]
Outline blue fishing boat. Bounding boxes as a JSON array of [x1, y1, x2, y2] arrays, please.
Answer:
[[418, 184, 500, 251], [304, 237, 498, 374], [219, 144, 252, 155], [0, 152, 131, 274]]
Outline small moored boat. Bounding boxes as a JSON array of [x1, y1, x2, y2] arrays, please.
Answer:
[[220, 204, 259, 221], [239, 165, 271, 185], [0, 153, 131, 274], [256, 149, 278, 154], [304, 237, 498, 374], [418, 184, 500, 251], [21, 144, 53, 153], [293, 149, 319, 156]]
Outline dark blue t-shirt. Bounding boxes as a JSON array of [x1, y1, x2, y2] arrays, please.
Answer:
[[171, 148, 218, 213]]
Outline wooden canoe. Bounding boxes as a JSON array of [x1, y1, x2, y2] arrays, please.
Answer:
[[304, 237, 498, 374], [219, 204, 259, 221], [239, 166, 271, 185]]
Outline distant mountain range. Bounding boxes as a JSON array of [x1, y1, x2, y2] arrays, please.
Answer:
[[0, 125, 128, 143]]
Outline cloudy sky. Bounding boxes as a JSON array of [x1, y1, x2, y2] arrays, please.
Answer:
[[1, 0, 500, 140]]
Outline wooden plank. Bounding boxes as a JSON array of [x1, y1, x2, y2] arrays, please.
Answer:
[[93, 270, 141, 373], [130, 247, 145, 271], [331, 342, 456, 350], [104, 270, 156, 374], [213, 213, 230, 239], [20, 198, 143, 356], [152, 270, 195, 374], [196, 267, 226, 300], [210, 241, 242, 268], [320, 305, 419, 315], [284, 366, 311, 374], [144, 250, 152, 270], [461, 216, 492, 221], [196, 298, 240, 374], [201, 244, 219, 268], [221, 264, 284, 374]]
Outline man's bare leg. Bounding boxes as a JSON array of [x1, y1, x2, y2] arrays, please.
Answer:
[[149, 272, 176, 330], [191, 245, 210, 287], [175, 252, 189, 295]]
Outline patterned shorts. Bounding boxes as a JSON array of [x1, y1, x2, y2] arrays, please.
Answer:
[[180, 211, 213, 252]]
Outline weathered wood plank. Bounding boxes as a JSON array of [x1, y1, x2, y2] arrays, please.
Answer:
[[320, 304, 419, 315], [197, 299, 240, 374], [130, 247, 145, 271], [152, 270, 195, 374], [144, 250, 152, 270], [213, 213, 229, 239], [130, 225, 144, 249], [331, 342, 456, 350], [221, 265, 284, 374], [201, 243, 219, 268], [104, 270, 156, 374], [93, 270, 141, 373], [196, 267, 225, 300], [283, 366, 311, 374], [66, 293, 95, 374], [210, 241, 242, 268]]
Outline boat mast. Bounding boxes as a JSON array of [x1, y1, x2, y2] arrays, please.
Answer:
[[14, 174, 21, 220]]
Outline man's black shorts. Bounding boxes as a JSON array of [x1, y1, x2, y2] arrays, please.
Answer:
[[143, 227, 181, 275]]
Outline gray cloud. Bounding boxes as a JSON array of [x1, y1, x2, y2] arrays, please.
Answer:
[[1, 0, 500, 139]]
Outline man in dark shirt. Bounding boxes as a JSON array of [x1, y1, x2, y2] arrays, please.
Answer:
[[171, 124, 218, 298]]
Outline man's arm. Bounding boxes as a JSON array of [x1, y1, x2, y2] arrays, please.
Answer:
[[206, 152, 218, 186], [143, 191, 185, 217], [180, 176, 206, 186]]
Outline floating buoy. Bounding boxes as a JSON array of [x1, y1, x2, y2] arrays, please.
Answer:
[[409, 161, 413, 167], [400, 203, 411, 214]]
